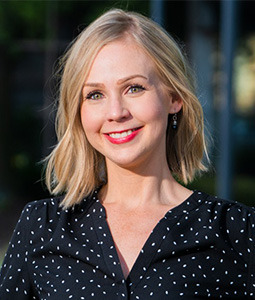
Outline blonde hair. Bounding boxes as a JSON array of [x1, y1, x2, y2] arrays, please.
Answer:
[[45, 8, 208, 208]]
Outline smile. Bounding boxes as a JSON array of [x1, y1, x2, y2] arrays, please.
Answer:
[[104, 127, 142, 144], [108, 129, 136, 139]]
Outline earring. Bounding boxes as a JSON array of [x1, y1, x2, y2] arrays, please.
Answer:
[[172, 113, 177, 130]]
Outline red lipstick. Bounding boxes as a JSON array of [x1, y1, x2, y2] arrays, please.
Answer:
[[104, 127, 142, 144]]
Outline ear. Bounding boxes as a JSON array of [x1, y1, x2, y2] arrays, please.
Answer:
[[168, 93, 183, 114]]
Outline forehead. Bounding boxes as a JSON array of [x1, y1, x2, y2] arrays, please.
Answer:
[[85, 37, 158, 82]]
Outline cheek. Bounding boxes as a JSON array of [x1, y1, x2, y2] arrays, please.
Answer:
[[138, 100, 168, 125], [80, 103, 101, 137], [137, 89, 170, 124]]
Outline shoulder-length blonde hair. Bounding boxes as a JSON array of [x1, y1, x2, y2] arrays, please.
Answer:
[[45, 8, 208, 208]]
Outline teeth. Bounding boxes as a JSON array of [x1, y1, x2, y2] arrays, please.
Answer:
[[109, 129, 134, 139]]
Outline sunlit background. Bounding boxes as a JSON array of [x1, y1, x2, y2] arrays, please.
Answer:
[[0, 0, 254, 264]]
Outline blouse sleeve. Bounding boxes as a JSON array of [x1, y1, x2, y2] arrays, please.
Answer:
[[226, 203, 255, 296], [0, 202, 35, 299], [248, 207, 255, 296]]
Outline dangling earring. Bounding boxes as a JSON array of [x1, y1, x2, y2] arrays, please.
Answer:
[[172, 113, 177, 130]]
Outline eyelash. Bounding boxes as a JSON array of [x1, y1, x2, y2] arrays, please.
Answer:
[[85, 84, 146, 100], [128, 84, 145, 94], [85, 91, 103, 100]]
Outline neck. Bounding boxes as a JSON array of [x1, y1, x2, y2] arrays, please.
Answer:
[[99, 157, 191, 210]]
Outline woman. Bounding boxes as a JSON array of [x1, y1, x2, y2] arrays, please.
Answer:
[[0, 9, 254, 300]]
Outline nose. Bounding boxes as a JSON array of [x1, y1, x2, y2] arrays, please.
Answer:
[[106, 95, 131, 122]]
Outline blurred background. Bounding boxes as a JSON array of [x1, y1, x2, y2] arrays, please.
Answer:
[[0, 0, 254, 264]]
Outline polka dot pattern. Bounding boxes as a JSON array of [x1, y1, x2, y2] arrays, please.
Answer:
[[0, 190, 255, 299]]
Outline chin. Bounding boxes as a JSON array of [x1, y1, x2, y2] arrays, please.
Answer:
[[106, 157, 138, 169], [105, 150, 155, 171]]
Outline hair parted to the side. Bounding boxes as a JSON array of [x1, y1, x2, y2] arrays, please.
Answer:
[[44, 8, 208, 209]]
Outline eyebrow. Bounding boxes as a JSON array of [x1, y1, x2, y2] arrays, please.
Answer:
[[84, 74, 148, 88]]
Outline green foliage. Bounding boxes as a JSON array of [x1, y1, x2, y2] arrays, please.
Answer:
[[0, 244, 8, 267], [233, 176, 255, 207], [0, 1, 150, 45], [0, 1, 47, 43], [188, 173, 255, 207]]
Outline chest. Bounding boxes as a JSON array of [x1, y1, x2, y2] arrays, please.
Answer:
[[104, 207, 171, 278], [26, 204, 251, 300], [28, 233, 249, 300]]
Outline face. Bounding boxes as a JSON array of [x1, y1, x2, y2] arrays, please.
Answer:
[[80, 37, 182, 170]]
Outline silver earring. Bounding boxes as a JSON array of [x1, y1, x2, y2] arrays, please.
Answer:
[[172, 113, 177, 130]]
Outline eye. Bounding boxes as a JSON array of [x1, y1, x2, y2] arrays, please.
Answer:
[[85, 91, 103, 100], [127, 85, 145, 94]]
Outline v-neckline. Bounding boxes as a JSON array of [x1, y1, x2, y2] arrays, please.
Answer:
[[89, 189, 201, 287]]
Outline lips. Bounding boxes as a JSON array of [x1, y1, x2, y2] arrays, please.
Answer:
[[104, 127, 143, 144]]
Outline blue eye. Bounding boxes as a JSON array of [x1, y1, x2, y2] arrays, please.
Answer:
[[86, 91, 103, 100], [128, 85, 145, 94]]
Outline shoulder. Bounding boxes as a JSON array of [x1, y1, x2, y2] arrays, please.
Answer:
[[20, 196, 64, 221], [195, 191, 255, 222], [18, 193, 95, 227], [11, 195, 94, 250], [12, 197, 65, 240], [203, 192, 255, 219], [196, 191, 255, 252], [20, 194, 92, 221], [181, 190, 255, 231]]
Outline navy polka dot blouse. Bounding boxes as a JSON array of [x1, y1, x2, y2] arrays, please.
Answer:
[[0, 189, 255, 299]]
